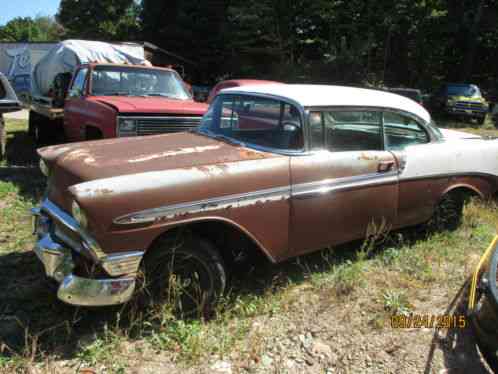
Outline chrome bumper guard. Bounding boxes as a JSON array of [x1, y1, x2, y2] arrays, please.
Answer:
[[31, 201, 143, 307]]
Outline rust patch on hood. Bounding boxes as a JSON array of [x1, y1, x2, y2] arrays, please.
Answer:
[[128, 145, 222, 163]]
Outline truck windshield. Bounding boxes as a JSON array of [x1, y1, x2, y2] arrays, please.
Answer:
[[91, 66, 191, 100], [447, 84, 481, 98]]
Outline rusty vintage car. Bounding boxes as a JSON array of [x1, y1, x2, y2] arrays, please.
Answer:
[[32, 84, 498, 311]]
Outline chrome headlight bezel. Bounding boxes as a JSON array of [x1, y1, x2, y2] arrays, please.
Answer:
[[71, 200, 88, 229], [39, 159, 49, 177], [117, 117, 137, 136]]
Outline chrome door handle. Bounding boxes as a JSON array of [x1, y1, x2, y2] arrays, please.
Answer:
[[378, 161, 395, 173]]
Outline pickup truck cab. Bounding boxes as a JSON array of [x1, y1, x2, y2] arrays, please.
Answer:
[[63, 63, 208, 141]]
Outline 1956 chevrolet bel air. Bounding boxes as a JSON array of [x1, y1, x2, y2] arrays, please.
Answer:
[[32, 84, 498, 311]]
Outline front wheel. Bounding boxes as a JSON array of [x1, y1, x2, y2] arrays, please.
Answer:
[[477, 116, 486, 125], [138, 233, 227, 318]]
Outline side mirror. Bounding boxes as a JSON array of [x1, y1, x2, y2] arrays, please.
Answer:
[[282, 122, 299, 132], [0, 74, 21, 114]]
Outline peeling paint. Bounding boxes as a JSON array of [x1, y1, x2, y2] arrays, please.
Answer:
[[358, 152, 380, 161], [128, 145, 221, 163]]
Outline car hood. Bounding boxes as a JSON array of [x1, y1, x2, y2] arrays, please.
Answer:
[[440, 128, 482, 140], [91, 96, 208, 115], [38, 132, 278, 210]]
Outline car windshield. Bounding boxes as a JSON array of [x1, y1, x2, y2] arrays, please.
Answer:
[[447, 84, 481, 98], [198, 94, 304, 151], [427, 120, 443, 139], [91, 66, 191, 99]]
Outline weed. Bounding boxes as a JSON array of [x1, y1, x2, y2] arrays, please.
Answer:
[[383, 290, 412, 316]]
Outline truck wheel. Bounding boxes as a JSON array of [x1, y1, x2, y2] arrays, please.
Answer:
[[85, 127, 103, 140], [139, 233, 227, 318], [477, 116, 486, 125], [29, 111, 48, 145]]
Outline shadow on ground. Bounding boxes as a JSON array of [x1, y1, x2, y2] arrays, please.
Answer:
[[0, 226, 432, 362], [422, 280, 491, 373]]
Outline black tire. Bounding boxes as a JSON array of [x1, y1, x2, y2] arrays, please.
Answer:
[[85, 127, 103, 141], [428, 192, 465, 232], [138, 233, 226, 318], [477, 115, 486, 125], [29, 111, 49, 145]]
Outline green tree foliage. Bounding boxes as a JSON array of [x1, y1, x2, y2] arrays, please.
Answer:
[[16, 0, 497, 92], [57, 0, 140, 40], [0, 16, 63, 42]]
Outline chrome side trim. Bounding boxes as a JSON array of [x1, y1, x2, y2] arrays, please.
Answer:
[[292, 171, 399, 200], [114, 172, 399, 225], [101, 251, 145, 276], [114, 185, 292, 225]]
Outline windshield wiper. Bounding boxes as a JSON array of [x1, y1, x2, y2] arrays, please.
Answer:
[[99, 91, 130, 96], [138, 93, 181, 99]]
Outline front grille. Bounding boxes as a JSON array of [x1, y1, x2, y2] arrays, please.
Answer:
[[136, 116, 202, 136], [455, 101, 486, 112]]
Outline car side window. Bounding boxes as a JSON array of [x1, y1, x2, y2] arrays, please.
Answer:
[[68, 68, 88, 98], [310, 110, 383, 152], [383, 112, 429, 150]]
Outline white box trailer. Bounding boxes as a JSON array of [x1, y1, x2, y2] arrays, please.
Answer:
[[0, 72, 22, 159], [28, 40, 147, 142]]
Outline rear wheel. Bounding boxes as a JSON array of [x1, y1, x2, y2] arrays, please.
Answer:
[[477, 115, 486, 125], [428, 192, 466, 232], [138, 233, 227, 318]]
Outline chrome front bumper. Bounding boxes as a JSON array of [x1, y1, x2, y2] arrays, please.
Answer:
[[32, 200, 144, 307]]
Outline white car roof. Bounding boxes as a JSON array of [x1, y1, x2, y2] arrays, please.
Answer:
[[222, 84, 431, 124]]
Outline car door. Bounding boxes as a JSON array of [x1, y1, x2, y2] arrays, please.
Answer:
[[382, 111, 437, 228], [64, 67, 89, 141], [289, 109, 399, 255]]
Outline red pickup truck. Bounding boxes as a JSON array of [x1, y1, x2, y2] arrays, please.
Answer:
[[30, 63, 208, 142]]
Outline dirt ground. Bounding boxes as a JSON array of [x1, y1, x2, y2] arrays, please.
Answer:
[[1, 117, 498, 373]]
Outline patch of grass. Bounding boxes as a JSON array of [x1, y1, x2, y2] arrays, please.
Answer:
[[383, 289, 412, 316]]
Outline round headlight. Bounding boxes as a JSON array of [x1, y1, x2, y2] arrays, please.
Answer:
[[71, 200, 88, 229], [120, 119, 136, 132], [39, 159, 49, 177]]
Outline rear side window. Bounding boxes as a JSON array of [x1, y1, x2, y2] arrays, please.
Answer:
[[383, 112, 429, 150], [310, 110, 383, 152]]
